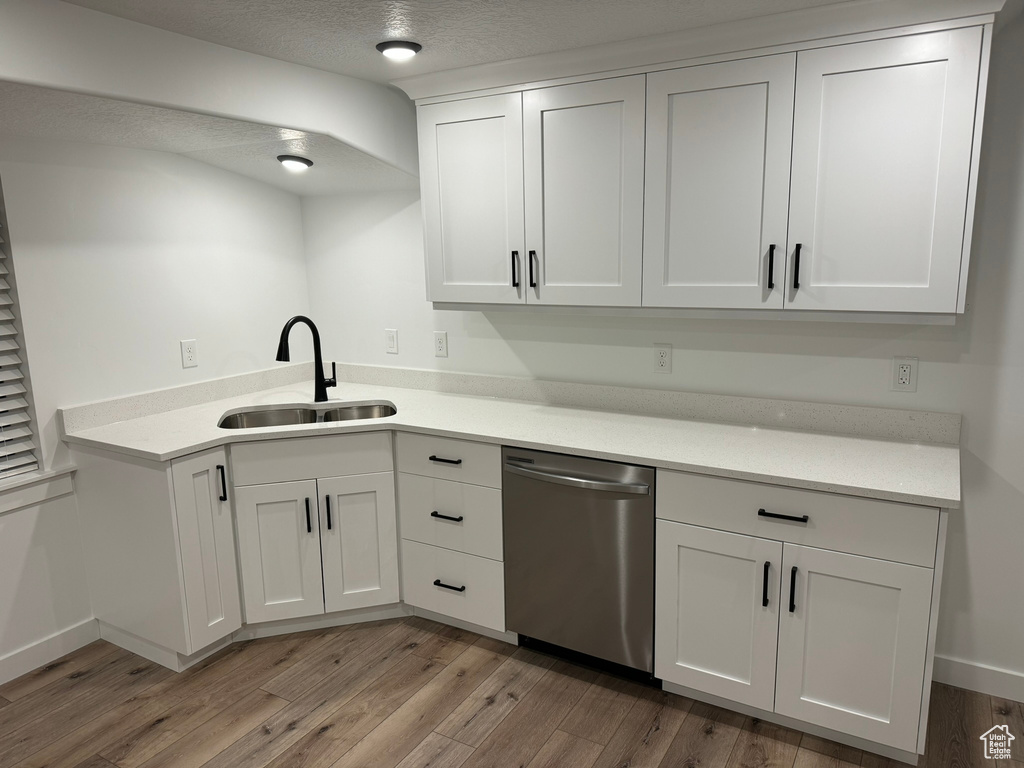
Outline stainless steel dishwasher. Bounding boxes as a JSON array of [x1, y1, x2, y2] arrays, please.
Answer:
[[502, 447, 655, 674]]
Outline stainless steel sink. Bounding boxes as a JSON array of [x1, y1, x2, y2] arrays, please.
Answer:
[[217, 401, 397, 429], [218, 407, 318, 429], [322, 403, 397, 422]]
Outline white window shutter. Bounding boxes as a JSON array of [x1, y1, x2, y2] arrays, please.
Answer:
[[0, 189, 39, 479]]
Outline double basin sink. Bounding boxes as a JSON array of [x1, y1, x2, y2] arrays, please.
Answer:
[[218, 401, 397, 429]]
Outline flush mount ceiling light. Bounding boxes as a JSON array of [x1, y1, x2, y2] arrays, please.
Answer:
[[376, 40, 422, 61], [277, 155, 313, 173]]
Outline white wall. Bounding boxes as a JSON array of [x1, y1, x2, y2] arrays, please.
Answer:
[[304, 18, 1024, 692], [0, 135, 310, 469]]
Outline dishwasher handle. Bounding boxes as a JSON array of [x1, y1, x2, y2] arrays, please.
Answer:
[[505, 463, 650, 495]]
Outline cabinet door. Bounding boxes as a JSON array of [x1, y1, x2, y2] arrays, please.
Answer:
[[318, 473, 399, 613], [234, 480, 324, 623], [787, 28, 983, 312], [418, 94, 525, 304], [170, 448, 242, 653], [776, 544, 933, 752], [643, 55, 794, 309], [655, 520, 782, 711], [523, 76, 645, 306]]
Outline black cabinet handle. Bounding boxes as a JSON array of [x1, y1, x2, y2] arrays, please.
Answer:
[[325, 495, 332, 530], [789, 566, 798, 613], [431, 510, 465, 523], [305, 497, 312, 533], [758, 508, 809, 524], [793, 243, 802, 290], [216, 464, 228, 502], [428, 455, 463, 465], [528, 250, 537, 288], [511, 250, 519, 288], [433, 579, 466, 593], [762, 561, 771, 607], [767, 244, 776, 290]]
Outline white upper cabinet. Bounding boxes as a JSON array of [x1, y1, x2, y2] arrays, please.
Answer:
[[786, 28, 984, 312], [643, 55, 795, 309], [523, 76, 646, 306], [418, 93, 525, 304], [415, 21, 990, 316]]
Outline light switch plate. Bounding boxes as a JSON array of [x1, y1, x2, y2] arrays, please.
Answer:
[[180, 339, 198, 369], [385, 328, 398, 354]]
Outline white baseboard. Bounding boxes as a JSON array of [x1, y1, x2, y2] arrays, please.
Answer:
[[411, 607, 518, 645], [98, 621, 230, 673], [933, 654, 1024, 701], [232, 604, 410, 641], [0, 619, 99, 686]]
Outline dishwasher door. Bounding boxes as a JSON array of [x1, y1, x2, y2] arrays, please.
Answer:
[[502, 447, 655, 672]]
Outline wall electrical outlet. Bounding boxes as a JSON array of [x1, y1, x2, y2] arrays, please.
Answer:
[[892, 356, 918, 392], [434, 330, 448, 358], [653, 343, 672, 374], [180, 339, 198, 369], [385, 328, 398, 354]]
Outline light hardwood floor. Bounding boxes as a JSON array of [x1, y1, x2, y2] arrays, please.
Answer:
[[0, 617, 1020, 768]]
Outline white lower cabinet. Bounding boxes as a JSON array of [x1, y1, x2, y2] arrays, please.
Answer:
[[232, 434, 399, 625], [320, 473, 399, 613], [775, 544, 933, 752], [170, 449, 243, 651], [235, 473, 399, 623], [655, 521, 781, 711], [396, 432, 505, 633], [655, 469, 943, 757], [234, 480, 325, 624]]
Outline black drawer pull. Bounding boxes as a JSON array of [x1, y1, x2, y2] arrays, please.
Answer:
[[433, 579, 466, 593], [789, 566, 798, 613], [767, 244, 776, 290], [793, 243, 802, 290], [758, 508, 809, 524], [305, 498, 312, 533], [216, 464, 228, 502], [511, 250, 519, 288], [431, 510, 465, 523], [428, 455, 463, 466], [529, 250, 538, 288], [762, 561, 771, 607], [325, 495, 332, 530]]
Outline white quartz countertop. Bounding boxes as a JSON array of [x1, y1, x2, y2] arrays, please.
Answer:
[[60, 380, 961, 508]]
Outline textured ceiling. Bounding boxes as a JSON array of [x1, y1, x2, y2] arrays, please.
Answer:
[[63, 0, 851, 83], [0, 81, 417, 194]]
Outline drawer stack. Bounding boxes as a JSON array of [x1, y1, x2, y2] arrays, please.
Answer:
[[396, 432, 505, 632]]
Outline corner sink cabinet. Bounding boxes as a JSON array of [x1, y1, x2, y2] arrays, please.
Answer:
[[416, 21, 990, 315], [230, 433, 399, 623], [655, 470, 947, 761]]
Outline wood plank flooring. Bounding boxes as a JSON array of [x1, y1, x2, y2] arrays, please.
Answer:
[[0, 616, 1019, 768]]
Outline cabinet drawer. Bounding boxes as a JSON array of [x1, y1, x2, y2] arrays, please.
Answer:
[[401, 539, 505, 632], [657, 470, 939, 567], [398, 473, 503, 561], [231, 432, 392, 486], [396, 432, 501, 488]]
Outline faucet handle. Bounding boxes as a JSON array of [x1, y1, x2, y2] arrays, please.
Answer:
[[325, 361, 337, 388]]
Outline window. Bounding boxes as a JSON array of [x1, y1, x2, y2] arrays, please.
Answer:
[[0, 178, 39, 479]]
